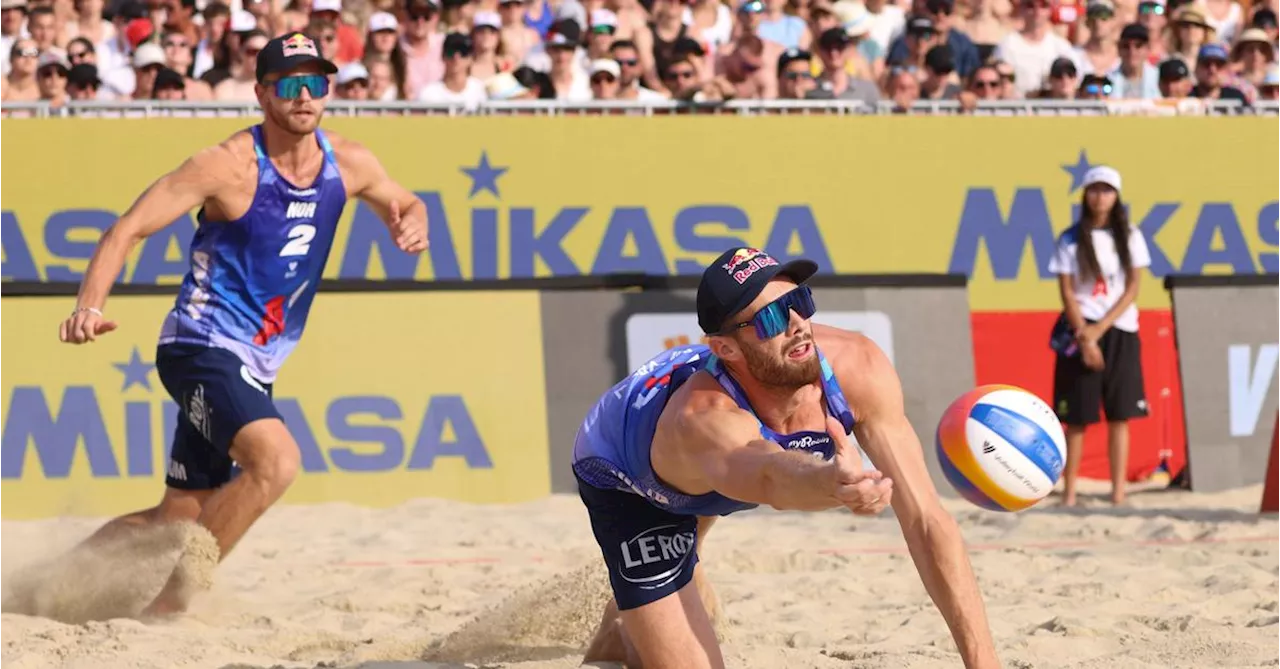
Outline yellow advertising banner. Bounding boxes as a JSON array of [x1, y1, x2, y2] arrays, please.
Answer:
[[1, 117, 1276, 311], [0, 292, 550, 519]]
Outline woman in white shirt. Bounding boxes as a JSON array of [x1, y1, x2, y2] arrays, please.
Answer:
[[1048, 166, 1152, 507]]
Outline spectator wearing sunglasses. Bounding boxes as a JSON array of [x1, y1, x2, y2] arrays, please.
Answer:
[[966, 62, 1003, 100], [1135, 0, 1167, 64], [713, 32, 773, 98], [993, 0, 1078, 94], [610, 38, 666, 99], [402, 0, 445, 98], [586, 8, 617, 60], [885, 62, 919, 109], [775, 47, 816, 97], [214, 28, 266, 100], [334, 61, 368, 98], [34, 48, 67, 105], [1190, 41, 1248, 104], [1107, 23, 1159, 98], [1, 0, 27, 77], [1076, 72, 1112, 98], [2, 39, 40, 100], [587, 57, 619, 98], [161, 28, 212, 100], [417, 31, 487, 105], [310, 0, 362, 65]]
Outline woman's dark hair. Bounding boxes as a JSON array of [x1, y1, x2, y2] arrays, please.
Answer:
[[363, 31, 409, 100], [1075, 187, 1132, 281]]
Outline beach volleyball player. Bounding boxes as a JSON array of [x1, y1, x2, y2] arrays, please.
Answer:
[[56, 32, 427, 616], [572, 248, 999, 669]]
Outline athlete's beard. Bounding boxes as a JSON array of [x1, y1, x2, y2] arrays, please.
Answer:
[[739, 334, 821, 390], [265, 101, 323, 136]]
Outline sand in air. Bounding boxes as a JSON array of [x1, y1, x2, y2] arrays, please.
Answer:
[[1, 521, 219, 625]]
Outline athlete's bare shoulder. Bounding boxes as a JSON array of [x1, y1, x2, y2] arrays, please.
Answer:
[[321, 131, 386, 193], [179, 131, 256, 190], [812, 323, 903, 416]]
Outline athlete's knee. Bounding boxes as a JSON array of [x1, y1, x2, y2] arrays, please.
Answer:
[[231, 419, 301, 496]]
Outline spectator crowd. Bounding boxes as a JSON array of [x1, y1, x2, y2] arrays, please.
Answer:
[[1, 0, 1275, 107]]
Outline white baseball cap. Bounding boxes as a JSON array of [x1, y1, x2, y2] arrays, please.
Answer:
[[589, 58, 620, 78], [1082, 165, 1122, 192], [337, 61, 369, 84], [133, 42, 166, 68], [590, 8, 617, 29], [230, 9, 257, 32], [472, 10, 501, 30], [311, 0, 342, 13], [368, 11, 399, 32]]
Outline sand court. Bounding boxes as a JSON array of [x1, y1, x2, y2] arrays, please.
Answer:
[[2, 483, 1277, 669]]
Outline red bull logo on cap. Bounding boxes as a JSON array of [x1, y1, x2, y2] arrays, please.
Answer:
[[721, 247, 778, 285], [282, 33, 319, 57]]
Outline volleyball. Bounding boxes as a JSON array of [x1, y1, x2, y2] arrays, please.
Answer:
[[936, 385, 1068, 512]]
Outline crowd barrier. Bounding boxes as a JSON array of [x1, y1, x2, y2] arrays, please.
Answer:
[[1166, 274, 1280, 493], [0, 274, 972, 519]]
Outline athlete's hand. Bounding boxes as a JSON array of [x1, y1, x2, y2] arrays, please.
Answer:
[[829, 416, 893, 515], [389, 199, 428, 254], [1081, 340, 1105, 371], [59, 308, 118, 344]]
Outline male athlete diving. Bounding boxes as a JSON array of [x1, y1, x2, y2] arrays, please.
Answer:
[[572, 248, 999, 668], [57, 32, 428, 616]]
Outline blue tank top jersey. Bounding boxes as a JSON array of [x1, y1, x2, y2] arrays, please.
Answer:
[[158, 125, 346, 383], [572, 344, 856, 517]]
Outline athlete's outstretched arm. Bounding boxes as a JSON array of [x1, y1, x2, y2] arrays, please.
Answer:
[[341, 140, 427, 254], [676, 404, 885, 512], [843, 342, 1000, 669], [59, 144, 235, 344]]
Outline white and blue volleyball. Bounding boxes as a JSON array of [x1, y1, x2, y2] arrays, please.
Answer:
[[936, 385, 1068, 512]]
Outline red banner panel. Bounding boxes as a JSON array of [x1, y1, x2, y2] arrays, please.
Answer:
[[971, 310, 1186, 483]]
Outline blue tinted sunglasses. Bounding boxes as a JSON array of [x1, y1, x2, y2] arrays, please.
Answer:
[[721, 284, 817, 340], [273, 74, 329, 99]]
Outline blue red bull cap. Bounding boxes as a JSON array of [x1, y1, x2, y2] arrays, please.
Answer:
[[697, 248, 819, 335]]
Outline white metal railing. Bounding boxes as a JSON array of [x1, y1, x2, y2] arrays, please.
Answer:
[[0, 98, 1271, 118]]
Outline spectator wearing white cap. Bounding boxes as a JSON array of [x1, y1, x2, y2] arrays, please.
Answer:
[[609, 38, 666, 99], [1049, 165, 1151, 508], [212, 28, 264, 100], [587, 56, 619, 98], [417, 31, 487, 105], [586, 8, 616, 60], [362, 11, 408, 99], [2, 37, 38, 99], [310, 0, 363, 64], [470, 10, 511, 80], [402, 0, 446, 97], [335, 60, 369, 98], [1258, 63, 1279, 100], [130, 41, 166, 99], [993, 0, 1079, 94], [35, 47, 67, 104]]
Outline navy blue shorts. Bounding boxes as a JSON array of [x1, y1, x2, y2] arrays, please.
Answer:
[[155, 343, 282, 490], [576, 472, 700, 610]]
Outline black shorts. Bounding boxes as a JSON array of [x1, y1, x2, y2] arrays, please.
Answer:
[[577, 473, 700, 611], [1053, 324, 1149, 426], [155, 343, 282, 490]]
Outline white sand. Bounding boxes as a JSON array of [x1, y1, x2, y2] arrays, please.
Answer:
[[2, 484, 1277, 669]]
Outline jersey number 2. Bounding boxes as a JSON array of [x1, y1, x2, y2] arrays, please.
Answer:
[[280, 224, 316, 257]]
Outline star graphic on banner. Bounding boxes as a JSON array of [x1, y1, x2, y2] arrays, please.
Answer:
[[1061, 150, 1097, 194], [460, 151, 509, 199], [113, 347, 156, 392]]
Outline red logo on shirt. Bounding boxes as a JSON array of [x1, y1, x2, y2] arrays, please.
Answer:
[[1091, 276, 1108, 298], [254, 296, 286, 345]]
